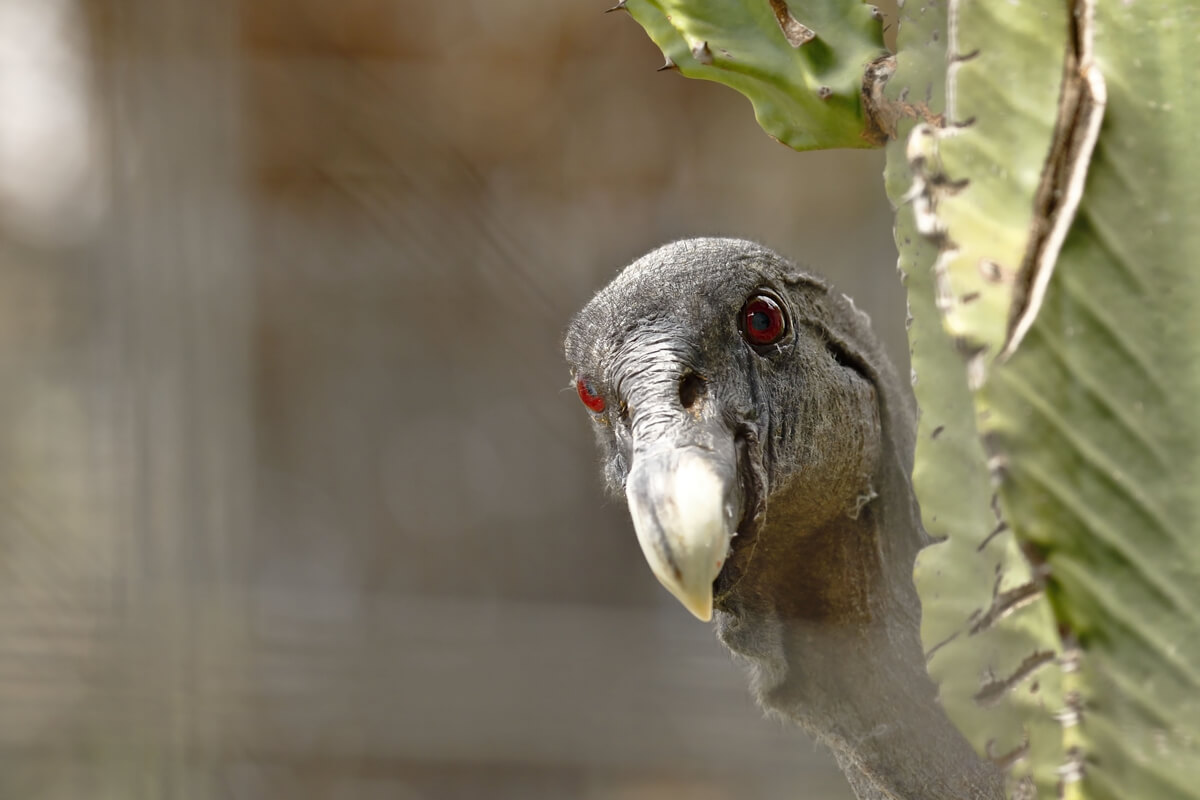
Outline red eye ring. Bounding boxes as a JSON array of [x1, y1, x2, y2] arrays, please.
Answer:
[[576, 378, 606, 413], [741, 293, 787, 346]]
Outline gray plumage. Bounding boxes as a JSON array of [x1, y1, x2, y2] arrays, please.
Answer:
[[565, 238, 1002, 800]]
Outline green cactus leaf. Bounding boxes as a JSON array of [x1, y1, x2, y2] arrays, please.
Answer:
[[622, 0, 887, 150], [976, 1, 1200, 796], [928, 0, 1076, 372], [905, 0, 1200, 796], [888, 1, 1072, 796]]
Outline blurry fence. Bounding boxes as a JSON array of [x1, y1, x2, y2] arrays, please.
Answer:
[[0, 1, 905, 797]]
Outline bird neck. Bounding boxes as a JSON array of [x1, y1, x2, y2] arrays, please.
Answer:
[[718, 507, 1004, 800], [810, 637, 1005, 800]]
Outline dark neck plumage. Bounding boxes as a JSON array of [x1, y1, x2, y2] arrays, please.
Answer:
[[718, 507, 1003, 799]]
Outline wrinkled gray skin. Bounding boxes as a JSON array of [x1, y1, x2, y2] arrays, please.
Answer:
[[565, 239, 1002, 800]]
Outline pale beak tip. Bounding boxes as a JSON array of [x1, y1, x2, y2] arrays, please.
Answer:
[[686, 597, 714, 622], [672, 584, 714, 622]]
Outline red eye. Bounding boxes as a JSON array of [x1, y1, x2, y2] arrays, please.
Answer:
[[576, 378, 606, 413], [741, 293, 786, 346]]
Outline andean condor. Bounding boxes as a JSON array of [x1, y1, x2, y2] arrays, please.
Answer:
[[566, 238, 1003, 800]]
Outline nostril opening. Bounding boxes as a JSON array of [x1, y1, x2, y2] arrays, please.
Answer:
[[679, 373, 706, 410]]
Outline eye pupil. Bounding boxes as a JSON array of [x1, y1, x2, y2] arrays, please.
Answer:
[[576, 378, 606, 413], [741, 293, 786, 346]]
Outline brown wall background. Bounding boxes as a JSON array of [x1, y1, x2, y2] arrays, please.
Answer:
[[0, 1, 904, 798]]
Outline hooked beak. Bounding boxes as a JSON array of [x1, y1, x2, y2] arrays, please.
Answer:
[[625, 437, 743, 621]]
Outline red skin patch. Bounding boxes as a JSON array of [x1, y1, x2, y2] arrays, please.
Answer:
[[576, 379, 606, 413]]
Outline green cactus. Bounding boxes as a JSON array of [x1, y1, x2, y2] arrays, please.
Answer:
[[619, 0, 887, 149], [613, 0, 1200, 796], [885, 3, 1075, 795]]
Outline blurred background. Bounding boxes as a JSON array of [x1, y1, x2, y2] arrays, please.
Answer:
[[0, 1, 905, 798]]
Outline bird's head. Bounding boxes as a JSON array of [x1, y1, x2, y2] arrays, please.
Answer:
[[566, 238, 925, 703], [566, 237, 1001, 799]]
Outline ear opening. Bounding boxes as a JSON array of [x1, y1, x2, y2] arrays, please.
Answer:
[[825, 336, 873, 382]]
